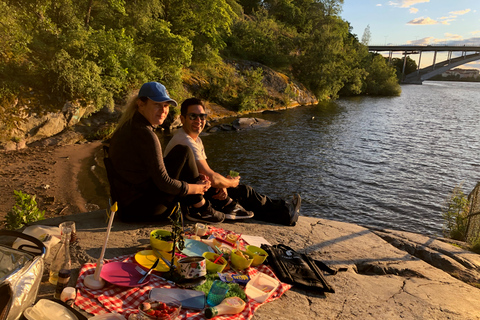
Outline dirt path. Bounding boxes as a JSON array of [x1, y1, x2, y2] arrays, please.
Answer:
[[0, 142, 102, 228]]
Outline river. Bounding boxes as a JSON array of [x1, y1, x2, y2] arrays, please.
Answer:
[[199, 81, 480, 236]]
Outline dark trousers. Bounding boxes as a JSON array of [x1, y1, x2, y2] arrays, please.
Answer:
[[206, 184, 290, 225], [117, 145, 202, 222]]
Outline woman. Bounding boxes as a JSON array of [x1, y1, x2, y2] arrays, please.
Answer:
[[107, 81, 224, 223]]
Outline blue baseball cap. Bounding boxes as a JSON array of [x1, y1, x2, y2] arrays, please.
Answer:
[[138, 82, 178, 107]]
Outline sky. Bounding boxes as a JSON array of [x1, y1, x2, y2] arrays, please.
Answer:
[[340, 0, 480, 70]]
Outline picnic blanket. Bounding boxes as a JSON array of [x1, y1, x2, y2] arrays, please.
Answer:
[[75, 228, 292, 319]]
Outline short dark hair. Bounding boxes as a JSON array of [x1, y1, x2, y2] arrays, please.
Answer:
[[181, 98, 205, 116]]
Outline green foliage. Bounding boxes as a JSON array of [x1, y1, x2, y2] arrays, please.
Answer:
[[442, 185, 469, 241], [193, 273, 247, 301], [88, 123, 117, 141], [364, 54, 401, 96], [0, 0, 403, 138], [391, 56, 418, 81], [5, 190, 45, 230], [190, 62, 268, 112], [224, 10, 296, 71]]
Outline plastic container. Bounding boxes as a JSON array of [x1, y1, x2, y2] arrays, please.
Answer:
[[23, 299, 78, 320], [13, 225, 60, 259], [245, 245, 268, 266], [90, 313, 127, 320], [194, 223, 207, 236], [245, 272, 280, 303], [150, 229, 173, 252], [230, 249, 253, 270], [137, 297, 181, 320], [203, 252, 227, 273]]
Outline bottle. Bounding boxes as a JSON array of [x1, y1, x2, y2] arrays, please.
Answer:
[[49, 227, 72, 286], [54, 269, 72, 299], [204, 297, 246, 319]]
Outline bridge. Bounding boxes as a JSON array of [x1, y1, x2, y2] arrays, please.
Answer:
[[368, 45, 480, 84]]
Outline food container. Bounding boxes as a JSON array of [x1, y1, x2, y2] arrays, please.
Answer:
[[245, 245, 268, 266], [137, 297, 181, 320], [178, 256, 207, 279], [230, 249, 253, 270], [203, 252, 227, 273], [90, 313, 127, 320], [150, 229, 173, 252], [194, 223, 207, 236], [245, 272, 280, 303]]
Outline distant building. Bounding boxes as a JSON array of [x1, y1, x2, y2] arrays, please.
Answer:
[[442, 68, 480, 79]]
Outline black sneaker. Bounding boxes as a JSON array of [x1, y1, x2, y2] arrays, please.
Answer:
[[287, 194, 301, 226], [222, 201, 254, 220], [186, 201, 225, 223]]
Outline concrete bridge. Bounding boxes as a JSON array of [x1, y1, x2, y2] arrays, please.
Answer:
[[368, 45, 480, 84]]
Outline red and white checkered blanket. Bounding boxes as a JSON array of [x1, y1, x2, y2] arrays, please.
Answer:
[[75, 228, 291, 319]]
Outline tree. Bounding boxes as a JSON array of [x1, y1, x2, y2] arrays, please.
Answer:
[[364, 54, 401, 96], [224, 10, 297, 71], [391, 56, 418, 80], [361, 24, 371, 45]]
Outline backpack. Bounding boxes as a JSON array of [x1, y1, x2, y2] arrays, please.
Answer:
[[0, 230, 46, 320], [261, 244, 335, 293]]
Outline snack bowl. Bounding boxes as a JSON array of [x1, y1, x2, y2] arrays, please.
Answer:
[[245, 245, 268, 266], [138, 297, 181, 320], [150, 229, 173, 252], [203, 252, 227, 273], [230, 249, 254, 270]]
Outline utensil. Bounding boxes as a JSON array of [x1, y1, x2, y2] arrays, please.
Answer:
[[213, 253, 224, 264], [138, 258, 159, 284], [153, 248, 176, 269]]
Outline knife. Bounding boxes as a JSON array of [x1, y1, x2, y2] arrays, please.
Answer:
[[138, 258, 159, 284], [153, 248, 176, 269]]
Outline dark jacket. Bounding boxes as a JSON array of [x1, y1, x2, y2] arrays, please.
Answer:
[[108, 111, 188, 206]]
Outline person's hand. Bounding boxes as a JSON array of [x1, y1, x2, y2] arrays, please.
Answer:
[[189, 180, 211, 195], [198, 173, 209, 181], [212, 188, 228, 200], [226, 175, 240, 188]]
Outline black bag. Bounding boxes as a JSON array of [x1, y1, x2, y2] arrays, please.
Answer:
[[261, 244, 335, 293]]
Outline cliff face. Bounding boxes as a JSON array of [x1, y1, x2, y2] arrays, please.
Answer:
[[229, 60, 318, 107], [0, 61, 317, 151]]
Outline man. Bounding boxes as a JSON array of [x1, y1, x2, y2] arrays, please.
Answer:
[[164, 98, 301, 226]]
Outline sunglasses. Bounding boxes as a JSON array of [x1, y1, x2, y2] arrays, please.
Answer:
[[187, 113, 207, 120]]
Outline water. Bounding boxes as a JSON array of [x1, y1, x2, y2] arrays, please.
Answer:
[[199, 81, 480, 236]]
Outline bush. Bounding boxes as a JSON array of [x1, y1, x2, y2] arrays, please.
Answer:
[[442, 185, 469, 241], [189, 61, 268, 112], [5, 190, 45, 230]]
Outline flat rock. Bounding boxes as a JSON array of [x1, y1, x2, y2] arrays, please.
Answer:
[[28, 213, 480, 319]]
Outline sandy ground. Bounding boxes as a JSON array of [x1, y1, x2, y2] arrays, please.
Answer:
[[0, 141, 106, 229]]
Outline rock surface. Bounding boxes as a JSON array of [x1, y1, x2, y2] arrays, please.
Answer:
[[29, 213, 480, 319]]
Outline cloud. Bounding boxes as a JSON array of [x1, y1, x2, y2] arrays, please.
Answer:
[[376, 3, 382, 6], [407, 36, 480, 46], [471, 30, 480, 35], [449, 9, 471, 15], [410, 7, 418, 13], [440, 19, 455, 25], [388, 0, 429, 8], [406, 36, 435, 45], [444, 33, 463, 40], [407, 17, 438, 25]]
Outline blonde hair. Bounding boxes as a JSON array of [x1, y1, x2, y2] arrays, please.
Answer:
[[114, 92, 144, 132]]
